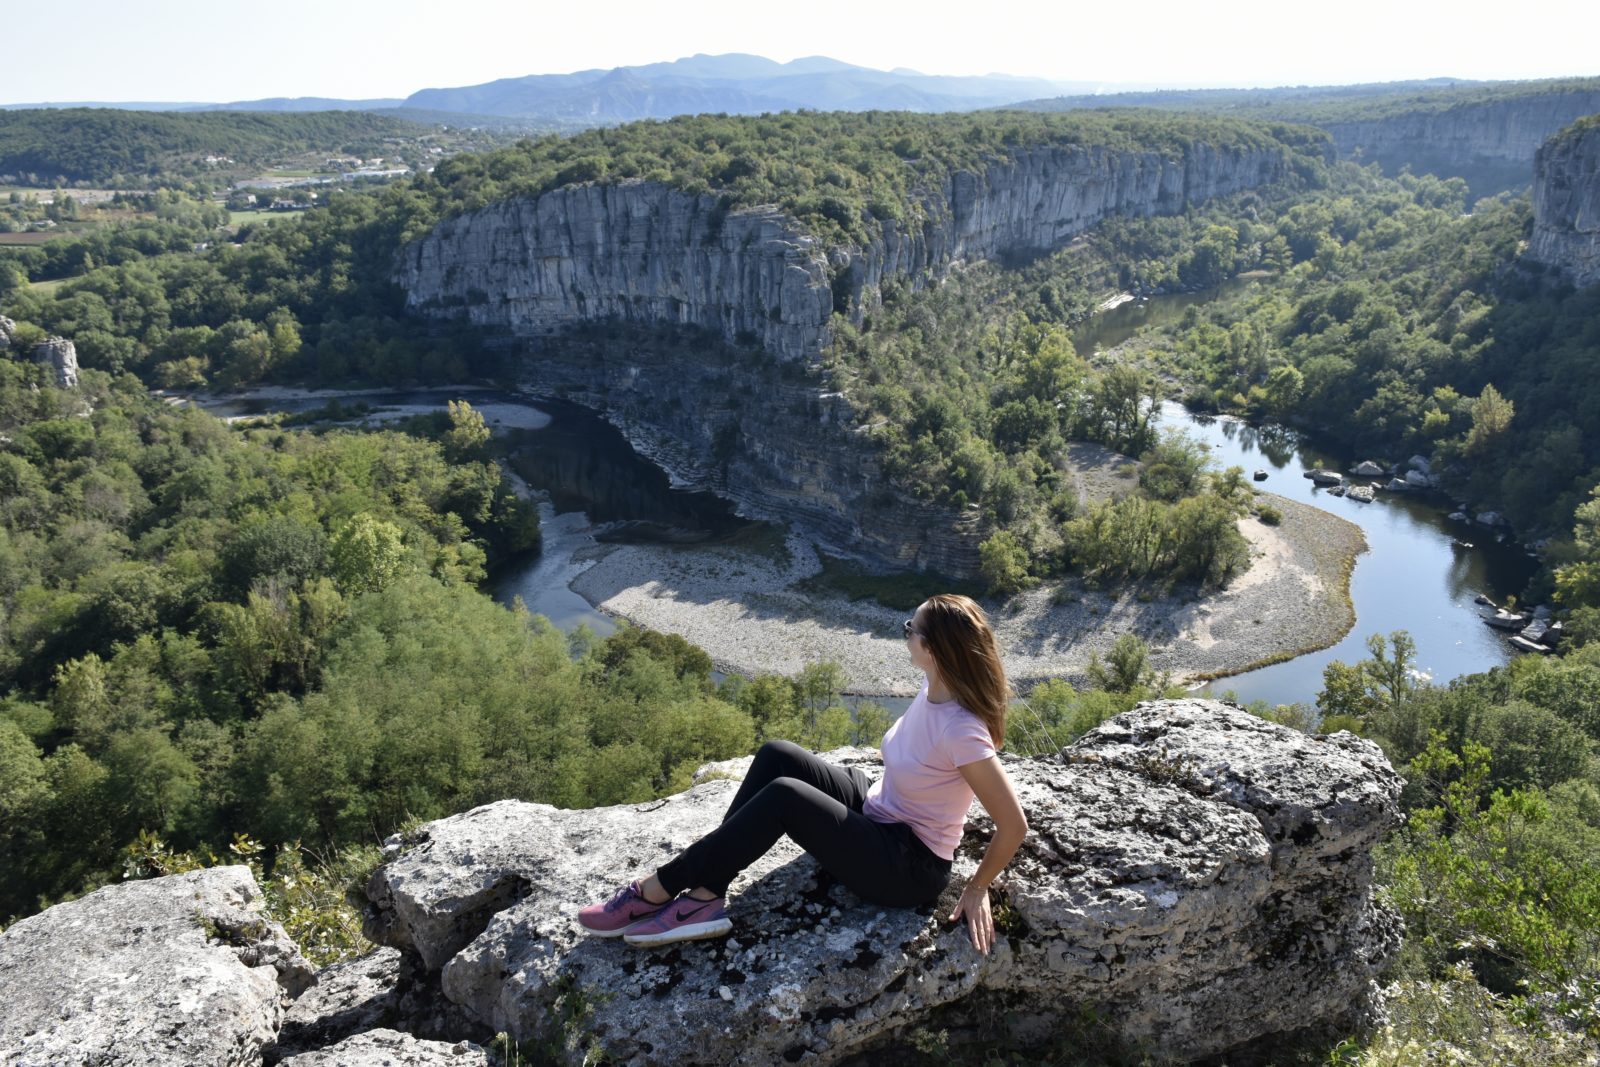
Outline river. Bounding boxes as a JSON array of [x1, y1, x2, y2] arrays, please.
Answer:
[[189, 339, 1539, 709]]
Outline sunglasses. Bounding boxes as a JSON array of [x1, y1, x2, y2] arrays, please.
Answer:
[[903, 619, 923, 639]]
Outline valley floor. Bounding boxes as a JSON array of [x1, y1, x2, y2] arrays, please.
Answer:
[[570, 493, 1365, 697]]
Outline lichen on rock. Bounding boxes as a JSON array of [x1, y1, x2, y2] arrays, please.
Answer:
[[361, 700, 1402, 1065]]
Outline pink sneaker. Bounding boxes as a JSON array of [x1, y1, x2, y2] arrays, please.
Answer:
[[622, 893, 731, 947], [577, 881, 668, 937]]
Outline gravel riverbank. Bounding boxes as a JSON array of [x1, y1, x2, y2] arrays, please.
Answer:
[[570, 492, 1365, 697]]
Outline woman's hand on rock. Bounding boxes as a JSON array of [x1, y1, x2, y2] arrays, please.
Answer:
[[949, 881, 993, 955]]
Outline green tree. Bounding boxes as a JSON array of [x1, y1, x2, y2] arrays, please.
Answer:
[[444, 398, 491, 459], [979, 530, 1033, 596], [329, 514, 407, 595]]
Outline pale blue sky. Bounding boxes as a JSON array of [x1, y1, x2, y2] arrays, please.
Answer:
[[3, 0, 1596, 105]]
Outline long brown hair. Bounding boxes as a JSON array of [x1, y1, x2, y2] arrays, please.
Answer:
[[919, 594, 1010, 749]]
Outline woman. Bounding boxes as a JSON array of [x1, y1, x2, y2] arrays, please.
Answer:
[[578, 594, 1029, 954]]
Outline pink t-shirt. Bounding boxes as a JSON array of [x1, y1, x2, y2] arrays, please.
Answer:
[[862, 684, 997, 860]]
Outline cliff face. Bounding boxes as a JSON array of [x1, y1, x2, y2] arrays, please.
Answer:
[[396, 142, 1288, 574], [1321, 91, 1600, 193], [502, 332, 985, 576], [1527, 119, 1600, 289], [398, 142, 1290, 363]]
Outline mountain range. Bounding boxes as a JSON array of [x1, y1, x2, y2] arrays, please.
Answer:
[[4, 53, 1095, 123]]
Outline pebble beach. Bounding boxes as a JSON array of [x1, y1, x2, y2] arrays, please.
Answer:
[[569, 492, 1366, 697]]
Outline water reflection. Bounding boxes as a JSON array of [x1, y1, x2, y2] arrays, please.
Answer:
[[1171, 402, 1539, 707]]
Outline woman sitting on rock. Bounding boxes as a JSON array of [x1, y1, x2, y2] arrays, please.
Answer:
[[578, 593, 1029, 953]]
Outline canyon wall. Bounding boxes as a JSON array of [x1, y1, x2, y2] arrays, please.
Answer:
[[1320, 90, 1600, 194], [397, 141, 1291, 364], [1527, 118, 1600, 289], [397, 141, 1293, 574]]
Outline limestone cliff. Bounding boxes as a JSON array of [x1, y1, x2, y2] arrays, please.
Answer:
[[1527, 117, 1600, 289], [397, 142, 1291, 363], [397, 141, 1291, 574], [1321, 90, 1600, 193]]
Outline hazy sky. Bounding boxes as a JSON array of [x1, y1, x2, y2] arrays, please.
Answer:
[[4, 0, 1596, 104]]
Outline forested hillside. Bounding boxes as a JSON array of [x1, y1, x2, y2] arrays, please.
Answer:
[[0, 108, 431, 186], [4, 110, 1600, 591], [1013, 76, 1600, 124]]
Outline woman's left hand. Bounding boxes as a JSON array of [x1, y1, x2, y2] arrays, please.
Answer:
[[949, 880, 994, 954]]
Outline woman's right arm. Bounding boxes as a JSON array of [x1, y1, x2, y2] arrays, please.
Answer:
[[949, 756, 1028, 954]]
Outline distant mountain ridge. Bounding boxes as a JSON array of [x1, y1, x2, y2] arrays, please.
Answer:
[[3, 54, 1095, 121], [400, 52, 1092, 120]]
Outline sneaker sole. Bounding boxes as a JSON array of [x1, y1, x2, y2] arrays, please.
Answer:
[[623, 916, 733, 947], [580, 921, 649, 938]]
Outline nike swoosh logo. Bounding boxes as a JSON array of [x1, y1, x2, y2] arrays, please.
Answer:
[[674, 901, 715, 922]]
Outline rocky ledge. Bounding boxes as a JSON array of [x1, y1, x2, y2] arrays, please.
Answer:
[[0, 865, 314, 1066], [1527, 116, 1600, 290], [363, 700, 1403, 1064]]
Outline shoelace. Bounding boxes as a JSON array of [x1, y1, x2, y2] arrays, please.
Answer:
[[605, 883, 659, 912]]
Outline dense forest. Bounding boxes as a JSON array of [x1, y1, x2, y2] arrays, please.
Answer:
[[0, 108, 430, 186], [1013, 75, 1600, 124], [0, 362, 902, 923], [1, 105, 1598, 1058]]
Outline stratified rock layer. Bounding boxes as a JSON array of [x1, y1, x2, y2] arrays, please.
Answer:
[[363, 701, 1402, 1065], [1528, 118, 1600, 289], [396, 143, 1289, 575], [0, 865, 314, 1067], [398, 143, 1288, 364], [1322, 89, 1600, 193]]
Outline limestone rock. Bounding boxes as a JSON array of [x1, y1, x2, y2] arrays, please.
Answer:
[[1408, 454, 1432, 475], [363, 701, 1401, 1064], [1323, 89, 1600, 187], [0, 315, 15, 350], [398, 146, 1288, 366], [1404, 469, 1433, 488], [1346, 484, 1376, 502], [1351, 459, 1386, 477], [269, 948, 405, 1062], [0, 865, 314, 1067], [276, 1029, 487, 1066], [392, 145, 1288, 576], [1528, 117, 1600, 289], [30, 336, 79, 388]]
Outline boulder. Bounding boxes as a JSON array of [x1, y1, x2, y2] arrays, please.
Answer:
[[266, 947, 491, 1063], [0, 865, 314, 1067], [0, 314, 15, 350], [1476, 510, 1506, 527], [1408, 455, 1432, 475], [276, 1029, 487, 1066], [1403, 469, 1433, 489], [1346, 484, 1376, 503], [363, 701, 1402, 1065], [1305, 469, 1343, 485], [30, 336, 79, 389], [1384, 478, 1410, 492], [1352, 460, 1386, 477]]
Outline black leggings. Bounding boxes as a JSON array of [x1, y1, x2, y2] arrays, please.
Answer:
[[657, 740, 952, 907]]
